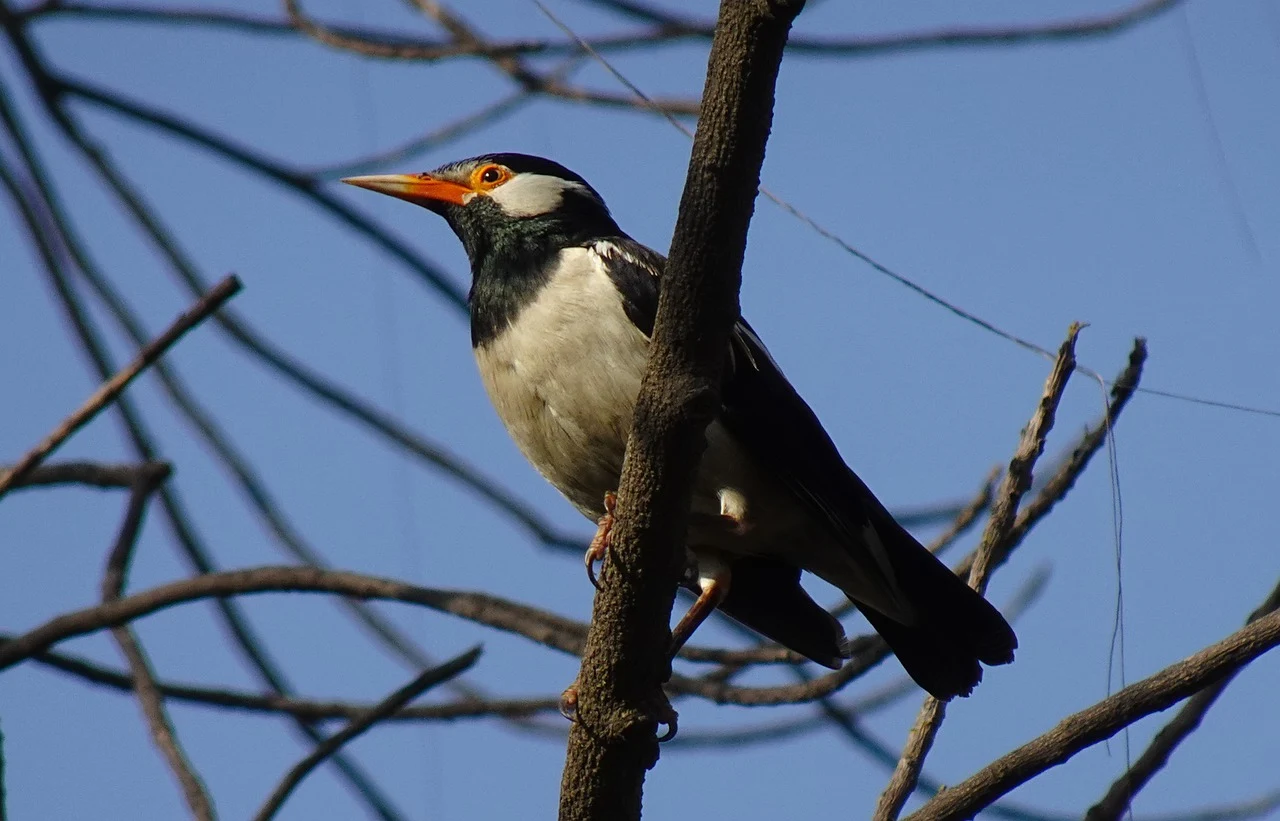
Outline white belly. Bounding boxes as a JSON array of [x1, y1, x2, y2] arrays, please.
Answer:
[[473, 247, 815, 561], [474, 247, 649, 516]]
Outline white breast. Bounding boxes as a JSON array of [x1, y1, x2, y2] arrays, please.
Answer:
[[474, 247, 650, 516]]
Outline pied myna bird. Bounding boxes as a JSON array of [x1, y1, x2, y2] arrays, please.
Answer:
[[344, 154, 1016, 700]]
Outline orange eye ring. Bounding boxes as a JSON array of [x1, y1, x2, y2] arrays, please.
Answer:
[[473, 164, 509, 189]]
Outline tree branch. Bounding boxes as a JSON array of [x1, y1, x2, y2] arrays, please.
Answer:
[[558, 2, 805, 819], [99, 469, 215, 820], [875, 326, 1080, 821], [0, 275, 239, 500], [904, 604, 1280, 821], [1085, 578, 1280, 821], [252, 647, 482, 821]]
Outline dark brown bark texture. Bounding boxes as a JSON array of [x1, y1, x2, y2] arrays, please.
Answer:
[[556, 2, 806, 820]]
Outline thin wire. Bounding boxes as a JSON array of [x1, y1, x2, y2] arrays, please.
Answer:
[[1174, 5, 1264, 267], [535, 0, 1280, 421]]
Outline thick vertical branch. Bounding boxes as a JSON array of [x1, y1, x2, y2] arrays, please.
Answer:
[[557, 2, 805, 820]]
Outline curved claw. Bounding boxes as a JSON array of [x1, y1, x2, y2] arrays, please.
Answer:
[[653, 694, 679, 743], [584, 546, 604, 591], [584, 491, 618, 590]]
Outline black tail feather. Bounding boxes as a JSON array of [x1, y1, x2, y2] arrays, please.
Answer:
[[862, 517, 1018, 700]]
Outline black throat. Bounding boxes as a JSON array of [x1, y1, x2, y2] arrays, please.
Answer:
[[459, 206, 622, 348]]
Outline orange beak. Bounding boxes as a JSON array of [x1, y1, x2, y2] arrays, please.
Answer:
[[341, 174, 473, 207]]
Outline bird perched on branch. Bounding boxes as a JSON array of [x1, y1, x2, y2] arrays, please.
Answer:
[[344, 154, 1016, 700]]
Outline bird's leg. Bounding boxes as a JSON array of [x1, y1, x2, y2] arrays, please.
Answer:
[[670, 552, 731, 657], [584, 491, 617, 590]]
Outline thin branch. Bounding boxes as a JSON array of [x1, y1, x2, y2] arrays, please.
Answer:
[[100, 471, 215, 820], [0, 151, 409, 821], [949, 338, 1148, 583], [0, 78, 475, 689], [22, 0, 1186, 59], [282, 0, 699, 114], [307, 60, 581, 178], [1085, 578, 1280, 821], [904, 606, 1280, 821], [0, 566, 581, 672], [2, 460, 171, 491], [875, 327, 1080, 821], [252, 647, 482, 821], [12, 639, 559, 722], [0, 564, 793, 676], [585, 0, 1185, 55], [0, 275, 240, 500], [5, 66, 587, 551]]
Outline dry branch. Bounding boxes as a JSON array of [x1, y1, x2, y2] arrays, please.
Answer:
[[3, 460, 171, 491], [876, 326, 1079, 821], [905, 606, 1280, 821], [0, 275, 239, 500], [252, 647, 482, 821], [12, 639, 559, 722], [100, 473, 215, 820], [19, 0, 1186, 61], [1085, 578, 1280, 821], [0, 144, 409, 820]]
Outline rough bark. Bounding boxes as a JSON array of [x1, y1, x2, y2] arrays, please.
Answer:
[[556, 2, 806, 820]]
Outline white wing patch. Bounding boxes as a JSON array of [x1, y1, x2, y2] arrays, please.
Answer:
[[590, 240, 658, 276]]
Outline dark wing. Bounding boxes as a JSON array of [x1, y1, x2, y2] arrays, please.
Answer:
[[724, 320, 1018, 699], [591, 236, 1016, 696], [594, 233, 900, 607], [593, 236, 847, 668]]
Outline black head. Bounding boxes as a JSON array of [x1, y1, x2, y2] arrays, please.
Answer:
[[343, 153, 621, 266]]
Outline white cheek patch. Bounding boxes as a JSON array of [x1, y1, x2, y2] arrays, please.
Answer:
[[487, 173, 591, 217], [461, 191, 478, 204]]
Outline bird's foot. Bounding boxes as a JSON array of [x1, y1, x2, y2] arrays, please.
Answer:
[[558, 679, 678, 742], [651, 689, 679, 742], [584, 491, 617, 590]]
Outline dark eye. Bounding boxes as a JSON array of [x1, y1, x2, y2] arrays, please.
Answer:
[[480, 166, 503, 184]]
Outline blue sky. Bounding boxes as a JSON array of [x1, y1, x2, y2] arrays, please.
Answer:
[[1, 1, 1278, 819]]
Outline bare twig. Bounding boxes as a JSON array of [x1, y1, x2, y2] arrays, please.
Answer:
[[282, 0, 700, 114], [252, 647, 482, 821], [99, 469, 215, 820], [876, 326, 1080, 821], [0, 564, 799, 677], [0, 566, 579, 672], [22, 0, 1186, 59], [904, 607, 1280, 821], [0, 67, 586, 553], [1085, 578, 1280, 821], [0, 154, 408, 820], [0, 276, 240, 500], [587, 0, 1184, 56], [2, 460, 171, 491], [12, 639, 559, 722]]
